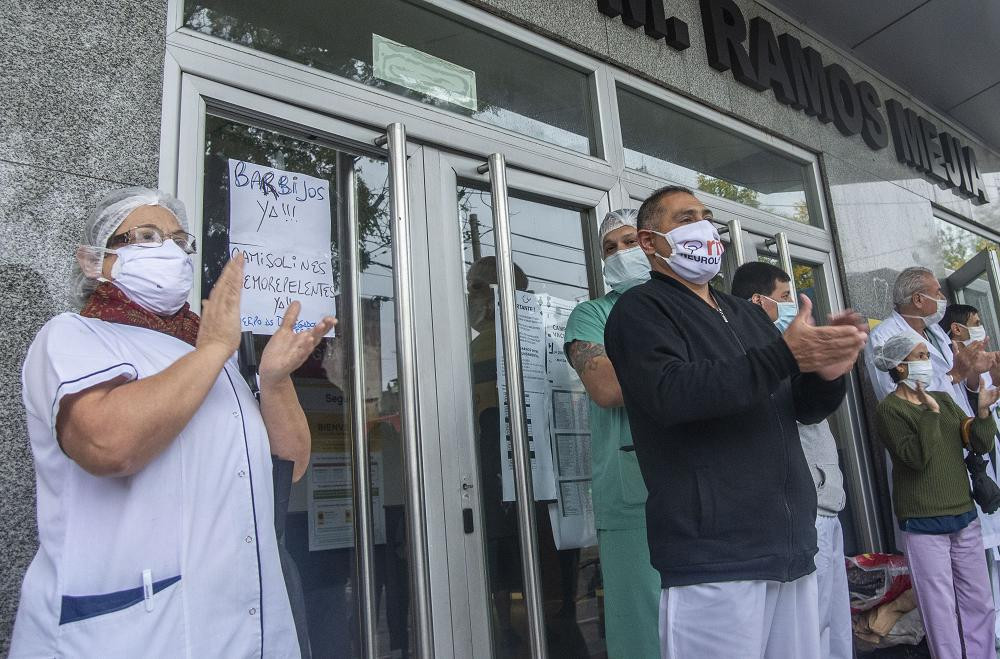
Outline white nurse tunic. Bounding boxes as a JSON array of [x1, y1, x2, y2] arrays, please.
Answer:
[[11, 313, 300, 658]]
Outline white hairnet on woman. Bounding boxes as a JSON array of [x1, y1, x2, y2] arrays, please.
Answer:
[[872, 333, 922, 371], [12, 186, 334, 657], [72, 187, 190, 306]]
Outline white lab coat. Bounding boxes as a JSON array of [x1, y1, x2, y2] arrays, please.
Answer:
[[864, 311, 1000, 549], [11, 314, 299, 658]]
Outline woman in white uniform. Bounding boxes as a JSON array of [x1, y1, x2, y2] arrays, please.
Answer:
[[11, 187, 334, 658]]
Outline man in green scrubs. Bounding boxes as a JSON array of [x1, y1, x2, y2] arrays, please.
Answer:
[[564, 209, 660, 658]]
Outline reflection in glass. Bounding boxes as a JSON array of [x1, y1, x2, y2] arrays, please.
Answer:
[[459, 185, 605, 657], [937, 217, 1000, 274], [618, 86, 814, 224], [184, 0, 595, 154], [201, 115, 412, 658]]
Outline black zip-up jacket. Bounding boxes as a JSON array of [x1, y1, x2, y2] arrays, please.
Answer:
[[604, 272, 847, 588]]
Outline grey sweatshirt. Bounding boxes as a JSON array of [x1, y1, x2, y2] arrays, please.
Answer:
[[798, 418, 846, 516]]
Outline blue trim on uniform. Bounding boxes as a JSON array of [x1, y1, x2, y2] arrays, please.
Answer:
[[223, 368, 265, 658], [52, 362, 139, 453], [56, 362, 138, 388], [59, 575, 180, 625]]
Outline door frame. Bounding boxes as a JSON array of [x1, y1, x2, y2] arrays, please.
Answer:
[[945, 248, 1000, 346], [424, 147, 615, 658], [168, 75, 460, 657]]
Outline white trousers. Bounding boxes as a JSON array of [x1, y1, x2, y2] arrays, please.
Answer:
[[814, 515, 854, 659], [659, 573, 820, 659]]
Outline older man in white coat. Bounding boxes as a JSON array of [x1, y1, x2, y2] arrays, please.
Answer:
[[864, 267, 990, 408]]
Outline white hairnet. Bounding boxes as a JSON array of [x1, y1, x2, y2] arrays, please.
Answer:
[[84, 186, 189, 249], [872, 333, 923, 371], [599, 208, 639, 241], [72, 187, 190, 306]]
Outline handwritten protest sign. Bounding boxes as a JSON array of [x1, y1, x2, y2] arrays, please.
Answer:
[[227, 159, 336, 335]]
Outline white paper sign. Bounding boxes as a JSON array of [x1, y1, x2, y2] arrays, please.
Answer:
[[307, 452, 386, 551], [497, 289, 556, 502], [539, 294, 596, 549], [227, 159, 336, 335]]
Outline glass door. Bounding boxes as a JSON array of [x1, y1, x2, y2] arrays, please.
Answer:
[[946, 248, 1000, 343], [424, 148, 614, 658], [174, 78, 439, 659]]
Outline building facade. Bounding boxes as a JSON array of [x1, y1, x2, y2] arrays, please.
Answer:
[[2, 0, 999, 656]]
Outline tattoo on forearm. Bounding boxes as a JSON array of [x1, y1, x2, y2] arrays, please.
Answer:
[[569, 341, 606, 374]]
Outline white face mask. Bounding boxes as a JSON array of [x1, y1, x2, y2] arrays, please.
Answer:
[[111, 241, 194, 315], [960, 323, 987, 345], [647, 221, 725, 285], [602, 246, 651, 293], [901, 359, 934, 390], [903, 293, 946, 327]]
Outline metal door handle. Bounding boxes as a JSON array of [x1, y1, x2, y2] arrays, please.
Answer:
[[478, 152, 548, 659]]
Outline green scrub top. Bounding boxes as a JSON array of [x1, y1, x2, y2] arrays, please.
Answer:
[[564, 291, 647, 530]]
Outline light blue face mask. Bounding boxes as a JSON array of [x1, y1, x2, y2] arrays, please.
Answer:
[[761, 294, 797, 333], [602, 246, 651, 293]]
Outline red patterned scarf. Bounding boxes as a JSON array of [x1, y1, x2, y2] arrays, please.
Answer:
[[80, 282, 200, 346]]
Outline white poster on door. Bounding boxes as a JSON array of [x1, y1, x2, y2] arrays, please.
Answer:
[[497, 289, 557, 502], [306, 451, 387, 552], [227, 159, 336, 335], [539, 294, 597, 549]]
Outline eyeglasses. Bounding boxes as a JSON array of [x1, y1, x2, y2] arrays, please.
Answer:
[[107, 224, 197, 254]]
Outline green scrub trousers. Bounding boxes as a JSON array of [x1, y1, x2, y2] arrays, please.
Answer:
[[598, 527, 661, 658]]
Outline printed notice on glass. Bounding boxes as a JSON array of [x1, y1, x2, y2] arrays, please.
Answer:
[[538, 294, 580, 389], [299, 384, 386, 551], [227, 159, 336, 336], [307, 451, 386, 552], [497, 289, 556, 502], [539, 294, 597, 549], [373, 34, 477, 111]]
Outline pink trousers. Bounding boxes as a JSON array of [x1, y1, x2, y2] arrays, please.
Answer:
[[902, 518, 995, 659]]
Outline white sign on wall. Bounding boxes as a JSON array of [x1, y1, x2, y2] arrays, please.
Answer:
[[227, 159, 337, 335]]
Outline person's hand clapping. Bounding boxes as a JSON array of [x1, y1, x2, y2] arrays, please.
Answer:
[[196, 252, 244, 359], [916, 382, 940, 413], [952, 339, 993, 381], [782, 295, 867, 380], [977, 376, 1000, 419], [987, 351, 1000, 385], [259, 300, 337, 387]]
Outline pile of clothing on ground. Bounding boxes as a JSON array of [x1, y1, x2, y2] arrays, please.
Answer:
[[847, 553, 926, 652]]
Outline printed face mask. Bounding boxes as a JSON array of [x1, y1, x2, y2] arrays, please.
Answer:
[[110, 241, 194, 315], [602, 246, 651, 293], [901, 359, 934, 390], [647, 221, 725, 285], [960, 324, 987, 345], [762, 295, 798, 333]]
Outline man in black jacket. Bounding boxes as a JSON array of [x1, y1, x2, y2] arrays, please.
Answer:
[[604, 186, 867, 658]]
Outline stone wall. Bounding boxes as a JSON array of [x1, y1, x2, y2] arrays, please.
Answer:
[[0, 1, 167, 650]]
